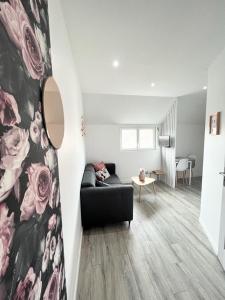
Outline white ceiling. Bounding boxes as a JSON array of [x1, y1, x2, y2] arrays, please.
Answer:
[[83, 93, 175, 124], [177, 91, 207, 124], [62, 0, 225, 97]]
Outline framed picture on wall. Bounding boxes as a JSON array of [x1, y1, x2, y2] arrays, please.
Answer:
[[209, 112, 221, 135]]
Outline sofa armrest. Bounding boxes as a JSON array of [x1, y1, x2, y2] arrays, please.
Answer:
[[80, 185, 133, 227], [105, 163, 116, 175]]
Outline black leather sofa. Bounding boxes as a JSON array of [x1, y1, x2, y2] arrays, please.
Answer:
[[80, 163, 133, 228]]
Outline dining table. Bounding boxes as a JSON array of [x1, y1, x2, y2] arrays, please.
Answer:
[[175, 157, 195, 185]]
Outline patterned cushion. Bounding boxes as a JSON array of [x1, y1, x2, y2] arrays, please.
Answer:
[[96, 168, 110, 181], [93, 161, 106, 171]]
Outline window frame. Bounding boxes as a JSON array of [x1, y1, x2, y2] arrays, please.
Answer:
[[120, 125, 156, 151]]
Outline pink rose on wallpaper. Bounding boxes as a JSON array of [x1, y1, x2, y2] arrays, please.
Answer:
[[30, 0, 40, 23], [0, 203, 14, 278], [48, 214, 57, 231], [29, 272, 42, 300], [0, 127, 30, 170], [27, 164, 52, 214], [0, 168, 22, 202], [14, 267, 36, 300], [43, 268, 60, 300], [0, 89, 21, 126], [0, 0, 44, 80]]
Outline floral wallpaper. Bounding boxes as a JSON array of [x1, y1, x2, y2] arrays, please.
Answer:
[[0, 0, 67, 299]]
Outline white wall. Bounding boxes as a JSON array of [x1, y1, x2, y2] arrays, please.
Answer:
[[49, 1, 85, 299], [176, 93, 206, 177], [84, 94, 175, 182], [200, 47, 225, 254], [86, 125, 161, 182], [161, 101, 177, 188]]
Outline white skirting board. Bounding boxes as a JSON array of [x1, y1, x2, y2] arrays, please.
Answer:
[[199, 217, 218, 255], [71, 230, 83, 300]]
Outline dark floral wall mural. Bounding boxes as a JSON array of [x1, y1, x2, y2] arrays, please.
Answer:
[[0, 0, 67, 299]]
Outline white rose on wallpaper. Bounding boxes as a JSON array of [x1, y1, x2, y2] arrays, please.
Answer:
[[49, 179, 58, 209], [0, 127, 30, 170], [42, 247, 50, 273], [0, 203, 14, 277], [44, 148, 57, 171], [0, 169, 22, 202], [45, 231, 51, 249], [41, 128, 49, 150], [30, 121, 41, 144], [53, 236, 62, 269], [20, 186, 35, 221], [35, 25, 51, 69], [30, 0, 40, 23]]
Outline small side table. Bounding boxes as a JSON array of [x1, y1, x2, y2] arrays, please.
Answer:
[[131, 176, 156, 202], [151, 170, 165, 181]]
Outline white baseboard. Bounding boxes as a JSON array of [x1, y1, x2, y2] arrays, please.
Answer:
[[199, 217, 218, 255], [72, 229, 83, 300]]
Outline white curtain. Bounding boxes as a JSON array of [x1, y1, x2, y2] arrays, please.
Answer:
[[161, 100, 177, 188]]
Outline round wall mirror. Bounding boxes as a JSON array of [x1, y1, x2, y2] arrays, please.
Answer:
[[43, 77, 64, 149]]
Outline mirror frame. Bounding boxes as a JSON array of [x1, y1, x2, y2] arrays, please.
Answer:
[[42, 76, 64, 149]]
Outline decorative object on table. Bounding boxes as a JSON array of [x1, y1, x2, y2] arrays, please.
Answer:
[[209, 112, 221, 135], [139, 168, 145, 182], [81, 115, 86, 136], [132, 176, 156, 202], [43, 76, 65, 149]]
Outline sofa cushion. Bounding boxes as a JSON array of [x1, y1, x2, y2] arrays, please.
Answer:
[[81, 164, 96, 188], [96, 180, 110, 187], [104, 175, 121, 185], [96, 168, 110, 181]]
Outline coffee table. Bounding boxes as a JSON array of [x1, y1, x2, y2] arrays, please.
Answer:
[[131, 176, 156, 202]]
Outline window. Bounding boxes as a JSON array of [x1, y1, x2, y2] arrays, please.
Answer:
[[139, 128, 154, 149], [120, 127, 155, 150], [121, 128, 137, 150]]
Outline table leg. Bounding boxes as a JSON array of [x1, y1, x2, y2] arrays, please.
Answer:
[[189, 163, 192, 186], [139, 186, 142, 202], [152, 182, 156, 194]]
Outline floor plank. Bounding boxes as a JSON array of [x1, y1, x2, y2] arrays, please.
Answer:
[[77, 178, 225, 300]]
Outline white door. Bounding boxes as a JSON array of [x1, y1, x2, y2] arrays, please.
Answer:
[[218, 162, 225, 269]]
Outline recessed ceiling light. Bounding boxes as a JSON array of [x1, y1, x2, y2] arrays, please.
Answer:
[[151, 82, 156, 87], [112, 60, 119, 68], [203, 86, 207, 90]]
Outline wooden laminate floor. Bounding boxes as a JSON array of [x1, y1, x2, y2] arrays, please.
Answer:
[[77, 178, 225, 300]]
